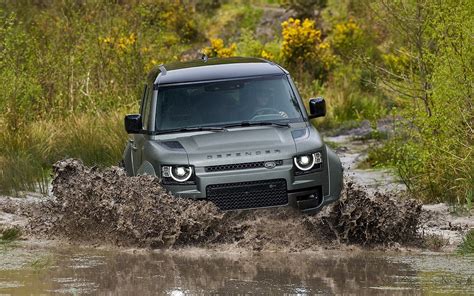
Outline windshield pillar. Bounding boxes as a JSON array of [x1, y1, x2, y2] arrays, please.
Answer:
[[149, 89, 158, 132]]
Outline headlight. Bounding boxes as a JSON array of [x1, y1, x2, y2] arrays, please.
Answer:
[[294, 154, 316, 171], [294, 152, 323, 172], [162, 165, 193, 183]]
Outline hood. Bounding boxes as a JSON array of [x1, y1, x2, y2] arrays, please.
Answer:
[[171, 127, 298, 167]]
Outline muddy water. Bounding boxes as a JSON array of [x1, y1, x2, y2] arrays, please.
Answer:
[[1, 244, 473, 295]]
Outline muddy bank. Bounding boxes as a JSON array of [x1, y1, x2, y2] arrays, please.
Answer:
[[25, 159, 422, 250]]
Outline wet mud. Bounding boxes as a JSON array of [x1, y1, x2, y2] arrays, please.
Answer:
[[28, 159, 422, 250]]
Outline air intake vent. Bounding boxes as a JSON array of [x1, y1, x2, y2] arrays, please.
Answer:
[[205, 160, 283, 172], [206, 179, 288, 210]]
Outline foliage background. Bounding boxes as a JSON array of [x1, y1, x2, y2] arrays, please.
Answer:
[[0, 0, 472, 207]]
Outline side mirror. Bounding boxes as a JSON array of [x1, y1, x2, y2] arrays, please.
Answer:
[[124, 114, 142, 134], [308, 97, 326, 119]]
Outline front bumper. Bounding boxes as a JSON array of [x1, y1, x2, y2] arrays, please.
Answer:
[[162, 148, 343, 213]]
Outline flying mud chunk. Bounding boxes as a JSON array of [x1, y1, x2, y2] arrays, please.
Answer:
[[321, 181, 422, 245]]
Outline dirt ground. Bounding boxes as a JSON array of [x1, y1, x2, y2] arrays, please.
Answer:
[[0, 123, 472, 252]]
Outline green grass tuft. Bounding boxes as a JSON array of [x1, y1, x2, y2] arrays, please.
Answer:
[[457, 229, 474, 255], [1, 227, 21, 243]]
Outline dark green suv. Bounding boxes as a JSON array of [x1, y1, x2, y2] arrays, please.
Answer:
[[123, 57, 343, 213]]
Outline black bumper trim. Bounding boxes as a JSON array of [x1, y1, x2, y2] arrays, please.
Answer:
[[288, 186, 323, 212]]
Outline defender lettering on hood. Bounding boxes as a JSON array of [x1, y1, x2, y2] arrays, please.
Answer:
[[206, 149, 281, 159]]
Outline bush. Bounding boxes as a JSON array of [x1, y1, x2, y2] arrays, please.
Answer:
[[368, 0, 474, 206], [281, 18, 333, 78], [331, 19, 366, 61], [236, 29, 265, 57], [136, 1, 201, 43], [202, 38, 237, 58], [206, 4, 263, 41], [281, 0, 327, 19]]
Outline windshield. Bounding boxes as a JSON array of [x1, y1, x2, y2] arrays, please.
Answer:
[[155, 75, 304, 131]]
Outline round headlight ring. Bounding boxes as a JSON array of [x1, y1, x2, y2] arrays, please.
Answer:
[[294, 154, 316, 171], [170, 166, 193, 182]]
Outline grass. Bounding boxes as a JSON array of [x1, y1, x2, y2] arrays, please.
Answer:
[[353, 130, 389, 141], [0, 227, 21, 247], [457, 229, 474, 255], [422, 234, 449, 252], [356, 144, 393, 170], [324, 140, 342, 150], [31, 256, 54, 270], [0, 111, 127, 195]]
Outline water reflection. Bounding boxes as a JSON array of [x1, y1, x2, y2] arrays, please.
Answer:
[[0, 246, 472, 295]]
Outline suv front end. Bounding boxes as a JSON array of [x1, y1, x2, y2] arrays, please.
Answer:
[[122, 58, 343, 213]]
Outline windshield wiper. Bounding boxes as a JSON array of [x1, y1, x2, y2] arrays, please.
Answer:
[[155, 126, 227, 135], [224, 121, 290, 129]]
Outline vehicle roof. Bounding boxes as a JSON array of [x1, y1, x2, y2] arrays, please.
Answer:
[[149, 57, 288, 86]]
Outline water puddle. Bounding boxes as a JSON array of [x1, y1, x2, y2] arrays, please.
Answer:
[[0, 244, 472, 295]]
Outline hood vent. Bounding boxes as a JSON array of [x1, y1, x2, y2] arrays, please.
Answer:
[[159, 141, 185, 150]]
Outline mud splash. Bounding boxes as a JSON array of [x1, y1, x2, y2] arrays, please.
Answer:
[[29, 159, 422, 250], [321, 182, 422, 245], [31, 159, 223, 248]]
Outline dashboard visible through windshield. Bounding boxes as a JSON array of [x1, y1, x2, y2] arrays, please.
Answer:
[[155, 75, 304, 131]]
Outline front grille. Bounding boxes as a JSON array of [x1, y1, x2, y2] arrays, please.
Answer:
[[206, 179, 288, 210], [205, 160, 283, 172]]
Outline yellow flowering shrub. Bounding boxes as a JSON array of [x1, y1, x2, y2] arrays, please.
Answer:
[[381, 50, 410, 75], [99, 33, 136, 54], [202, 38, 237, 58], [281, 18, 333, 77], [261, 49, 274, 60], [331, 19, 365, 59]]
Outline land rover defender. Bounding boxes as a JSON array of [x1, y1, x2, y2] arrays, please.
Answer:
[[123, 57, 343, 213]]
